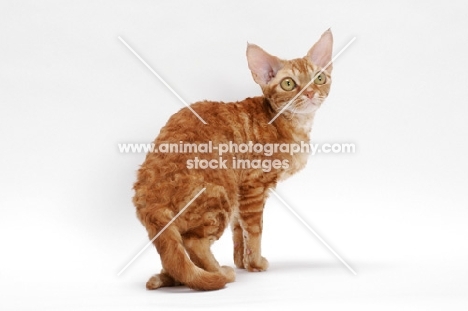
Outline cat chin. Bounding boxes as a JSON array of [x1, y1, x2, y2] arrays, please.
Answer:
[[293, 103, 321, 114]]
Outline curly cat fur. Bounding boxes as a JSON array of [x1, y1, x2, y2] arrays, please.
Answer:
[[133, 30, 333, 290]]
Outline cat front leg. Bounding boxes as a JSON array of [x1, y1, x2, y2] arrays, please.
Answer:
[[235, 184, 270, 272], [231, 216, 245, 269], [238, 208, 268, 272]]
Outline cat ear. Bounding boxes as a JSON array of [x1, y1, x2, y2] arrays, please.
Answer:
[[246, 43, 284, 86], [307, 29, 333, 72]]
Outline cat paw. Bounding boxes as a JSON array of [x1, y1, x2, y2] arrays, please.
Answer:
[[244, 256, 269, 272], [220, 265, 236, 283]]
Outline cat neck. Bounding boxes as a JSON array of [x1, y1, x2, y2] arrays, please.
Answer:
[[262, 98, 316, 143]]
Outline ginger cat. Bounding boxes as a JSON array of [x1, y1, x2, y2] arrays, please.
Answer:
[[133, 30, 333, 290]]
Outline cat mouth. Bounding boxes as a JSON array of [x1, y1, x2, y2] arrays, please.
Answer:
[[307, 98, 321, 107], [290, 99, 321, 115], [287, 97, 322, 114], [298, 95, 321, 107]]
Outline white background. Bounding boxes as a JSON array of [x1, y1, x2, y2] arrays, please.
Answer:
[[1, 0, 467, 310]]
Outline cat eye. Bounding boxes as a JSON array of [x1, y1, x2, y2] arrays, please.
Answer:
[[313, 73, 327, 85], [280, 78, 296, 91]]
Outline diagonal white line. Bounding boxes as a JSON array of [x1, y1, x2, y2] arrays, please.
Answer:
[[117, 187, 206, 276], [269, 189, 357, 275], [118, 36, 208, 125], [269, 37, 356, 124]]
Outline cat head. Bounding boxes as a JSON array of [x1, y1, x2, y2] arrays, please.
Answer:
[[247, 30, 333, 115]]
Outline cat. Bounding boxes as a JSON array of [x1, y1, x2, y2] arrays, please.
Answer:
[[132, 29, 333, 290]]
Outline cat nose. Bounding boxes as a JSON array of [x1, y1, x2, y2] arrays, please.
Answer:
[[305, 90, 315, 99]]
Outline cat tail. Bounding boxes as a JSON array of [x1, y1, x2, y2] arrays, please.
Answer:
[[154, 226, 229, 291]]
